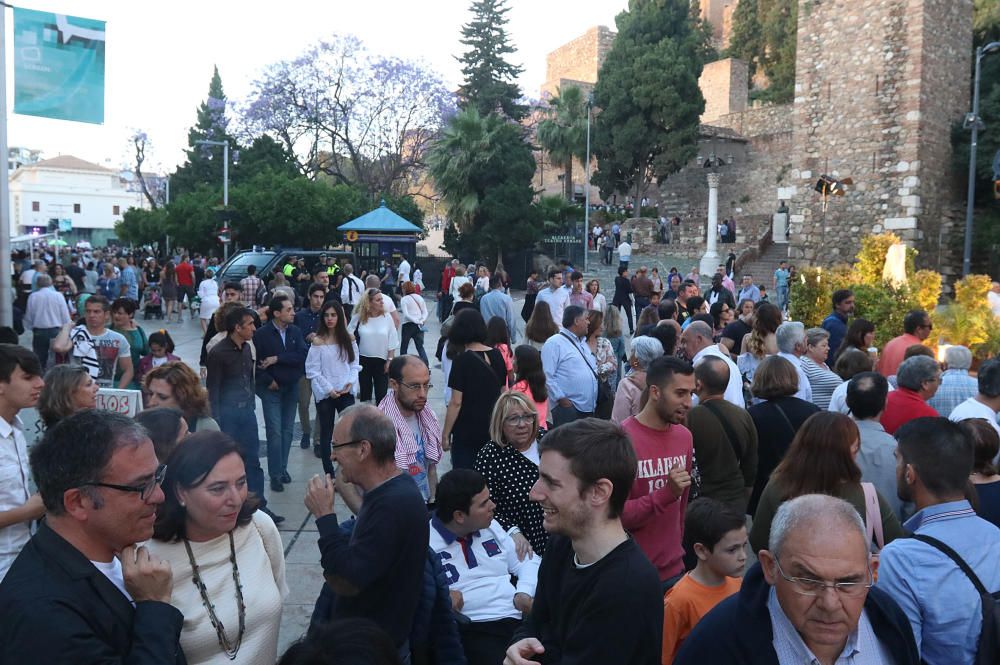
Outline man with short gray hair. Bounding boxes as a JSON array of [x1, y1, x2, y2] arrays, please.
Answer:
[[679, 321, 745, 408], [928, 345, 977, 416], [880, 355, 940, 435], [675, 494, 917, 664], [23, 273, 70, 370], [776, 321, 812, 402], [304, 403, 428, 661]]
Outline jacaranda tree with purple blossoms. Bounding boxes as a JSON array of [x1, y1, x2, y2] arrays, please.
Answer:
[[240, 35, 455, 199]]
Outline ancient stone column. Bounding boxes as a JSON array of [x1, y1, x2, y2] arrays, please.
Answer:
[[699, 172, 721, 281]]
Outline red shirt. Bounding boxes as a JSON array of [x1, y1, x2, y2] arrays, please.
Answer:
[[620, 416, 693, 581], [440, 266, 455, 293], [880, 387, 939, 434], [175, 261, 195, 287], [877, 333, 922, 377]]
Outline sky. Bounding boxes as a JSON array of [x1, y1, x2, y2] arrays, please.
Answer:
[[2, 0, 626, 174]]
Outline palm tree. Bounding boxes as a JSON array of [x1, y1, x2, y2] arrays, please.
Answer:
[[536, 86, 589, 202]]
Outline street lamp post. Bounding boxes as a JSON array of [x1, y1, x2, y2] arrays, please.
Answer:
[[195, 139, 231, 262], [963, 41, 1000, 276], [583, 94, 593, 273]]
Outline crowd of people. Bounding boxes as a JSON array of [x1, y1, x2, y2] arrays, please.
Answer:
[[0, 246, 997, 665]]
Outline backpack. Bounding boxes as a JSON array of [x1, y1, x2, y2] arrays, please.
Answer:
[[912, 534, 1000, 665]]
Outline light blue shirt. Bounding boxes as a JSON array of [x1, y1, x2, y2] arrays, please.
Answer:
[[540, 327, 597, 413], [877, 500, 1000, 665], [120, 266, 139, 300], [739, 284, 762, 303], [927, 369, 978, 417], [768, 587, 894, 664], [535, 285, 570, 325], [479, 289, 518, 344], [777, 351, 813, 403], [854, 419, 907, 520]]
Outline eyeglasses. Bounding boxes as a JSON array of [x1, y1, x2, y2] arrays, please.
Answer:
[[331, 439, 365, 451], [80, 463, 167, 502], [504, 414, 536, 426], [773, 557, 872, 598], [399, 382, 433, 392]]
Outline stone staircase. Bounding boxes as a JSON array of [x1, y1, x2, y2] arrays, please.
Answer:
[[736, 242, 791, 285]]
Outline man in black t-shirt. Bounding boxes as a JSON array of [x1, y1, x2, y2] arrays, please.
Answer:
[[505, 419, 663, 665], [720, 298, 756, 360]]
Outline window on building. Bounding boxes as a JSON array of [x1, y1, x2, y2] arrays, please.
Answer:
[[73, 203, 81, 213], [31, 201, 39, 212], [113, 205, 120, 215]]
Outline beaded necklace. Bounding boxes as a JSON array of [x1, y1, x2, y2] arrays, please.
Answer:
[[184, 532, 246, 660]]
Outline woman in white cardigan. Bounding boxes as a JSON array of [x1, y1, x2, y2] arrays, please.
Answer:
[[147, 431, 287, 665], [349, 288, 399, 404], [306, 300, 361, 476], [399, 281, 429, 363]]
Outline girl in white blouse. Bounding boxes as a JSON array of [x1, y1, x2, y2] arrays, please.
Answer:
[[305, 300, 361, 476], [147, 432, 287, 665], [399, 281, 429, 363], [349, 289, 399, 404]]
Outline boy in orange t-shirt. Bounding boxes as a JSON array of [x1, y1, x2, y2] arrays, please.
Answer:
[[662, 498, 747, 664]]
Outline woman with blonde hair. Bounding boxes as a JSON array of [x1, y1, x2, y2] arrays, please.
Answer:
[[738, 302, 782, 384], [474, 391, 547, 557], [348, 288, 398, 404], [38, 364, 99, 428]]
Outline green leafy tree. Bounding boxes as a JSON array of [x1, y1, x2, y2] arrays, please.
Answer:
[[163, 186, 224, 253], [726, 0, 797, 104], [456, 0, 525, 120], [592, 0, 707, 217], [536, 86, 588, 202], [428, 107, 537, 265], [170, 66, 241, 198], [115, 207, 167, 247]]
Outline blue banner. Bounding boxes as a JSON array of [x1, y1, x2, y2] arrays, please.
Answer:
[[13, 9, 106, 124]]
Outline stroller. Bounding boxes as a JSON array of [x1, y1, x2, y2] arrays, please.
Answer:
[[143, 285, 164, 320]]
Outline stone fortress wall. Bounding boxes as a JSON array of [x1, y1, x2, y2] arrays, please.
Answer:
[[538, 0, 972, 274]]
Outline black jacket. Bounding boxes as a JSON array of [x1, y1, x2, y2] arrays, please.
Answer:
[[612, 275, 633, 306], [675, 562, 918, 665], [0, 522, 185, 665]]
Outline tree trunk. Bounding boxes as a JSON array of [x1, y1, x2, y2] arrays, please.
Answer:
[[634, 179, 642, 219], [564, 159, 574, 202], [496, 244, 505, 274]]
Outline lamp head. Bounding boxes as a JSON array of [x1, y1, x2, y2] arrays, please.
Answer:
[[984, 41, 1000, 56]]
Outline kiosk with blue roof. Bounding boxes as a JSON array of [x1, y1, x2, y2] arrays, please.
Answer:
[[338, 200, 421, 277]]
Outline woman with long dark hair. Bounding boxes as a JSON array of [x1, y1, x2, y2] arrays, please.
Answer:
[[836, 317, 877, 361], [749, 411, 903, 553], [306, 300, 361, 476], [524, 300, 559, 350], [738, 301, 782, 384], [442, 309, 507, 468], [147, 432, 287, 664], [511, 344, 549, 427]]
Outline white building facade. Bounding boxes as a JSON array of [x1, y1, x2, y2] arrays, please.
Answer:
[[8, 155, 147, 246]]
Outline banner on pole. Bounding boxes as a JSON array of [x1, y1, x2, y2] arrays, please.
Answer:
[[12, 9, 106, 124]]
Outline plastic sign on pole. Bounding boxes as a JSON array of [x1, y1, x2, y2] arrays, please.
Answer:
[[13, 9, 106, 124]]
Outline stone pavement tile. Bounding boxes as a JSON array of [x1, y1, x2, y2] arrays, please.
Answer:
[[281, 529, 321, 564], [277, 604, 314, 655]]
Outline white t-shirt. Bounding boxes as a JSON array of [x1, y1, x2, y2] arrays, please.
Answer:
[[91, 557, 134, 603], [520, 440, 541, 466], [618, 242, 632, 260], [398, 260, 411, 284], [949, 397, 1000, 438]]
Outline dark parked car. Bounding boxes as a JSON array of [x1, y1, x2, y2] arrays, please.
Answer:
[[214, 248, 356, 285]]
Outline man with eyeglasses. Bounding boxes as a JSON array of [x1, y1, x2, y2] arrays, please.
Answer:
[[305, 404, 428, 664], [0, 410, 186, 664], [877, 309, 932, 377], [378, 355, 443, 505], [675, 494, 918, 665], [877, 417, 1000, 665]]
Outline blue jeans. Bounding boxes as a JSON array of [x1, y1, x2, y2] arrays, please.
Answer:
[[776, 285, 789, 310], [400, 322, 429, 364], [551, 404, 593, 428], [259, 382, 299, 480], [218, 405, 266, 509]]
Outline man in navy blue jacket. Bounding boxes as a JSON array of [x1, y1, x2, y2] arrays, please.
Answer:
[[821, 289, 855, 364], [254, 294, 307, 492], [675, 494, 918, 665]]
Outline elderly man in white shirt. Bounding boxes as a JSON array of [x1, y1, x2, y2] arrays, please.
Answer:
[[0, 345, 46, 582], [679, 321, 745, 408], [949, 358, 1000, 440], [23, 274, 70, 370], [775, 321, 813, 403]]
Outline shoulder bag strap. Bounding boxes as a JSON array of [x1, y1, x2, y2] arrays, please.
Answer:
[[559, 332, 599, 383], [701, 400, 744, 464], [771, 401, 797, 438], [911, 534, 989, 595], [861, 482, 884, 549]]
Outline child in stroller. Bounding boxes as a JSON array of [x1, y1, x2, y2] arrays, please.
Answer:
[[143, 284, 164, 320]]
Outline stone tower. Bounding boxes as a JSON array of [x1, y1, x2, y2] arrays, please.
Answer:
[[788, 0, 973, 272]]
